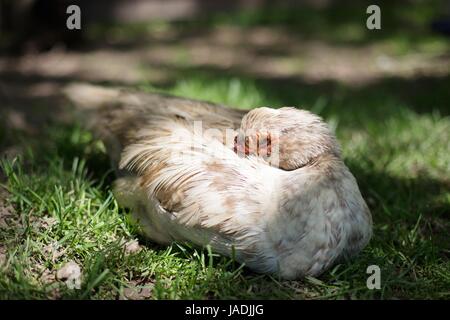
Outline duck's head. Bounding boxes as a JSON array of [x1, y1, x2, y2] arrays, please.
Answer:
[[234, 107, 340, 170]]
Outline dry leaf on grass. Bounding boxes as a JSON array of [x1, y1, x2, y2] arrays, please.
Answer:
[[56, 261, 82, 289], [123, 239, 142, 255]]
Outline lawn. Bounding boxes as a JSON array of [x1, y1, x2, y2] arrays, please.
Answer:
[[0, 1, 449, 299]]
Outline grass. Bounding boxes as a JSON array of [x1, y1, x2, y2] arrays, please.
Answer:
[[1, 74, 449, 299], [1, 1, 449, 299]]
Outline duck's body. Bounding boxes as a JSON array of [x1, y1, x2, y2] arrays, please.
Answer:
[[64, 84, 372, 279]]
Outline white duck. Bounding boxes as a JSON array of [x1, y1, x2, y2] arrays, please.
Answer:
[[64, 84, 372, 279]]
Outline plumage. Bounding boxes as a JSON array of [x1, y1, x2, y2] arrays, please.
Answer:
[[64, 83, 372, 279]]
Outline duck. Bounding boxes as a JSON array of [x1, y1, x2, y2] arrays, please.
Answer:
[[63, 83, 372, 279]]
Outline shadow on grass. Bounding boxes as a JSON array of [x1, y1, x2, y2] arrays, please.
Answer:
[[78, 0, 449, 52], [140, 63, 450, 122]]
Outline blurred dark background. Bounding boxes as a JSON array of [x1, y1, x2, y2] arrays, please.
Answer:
[[2, 0, 450, 53]]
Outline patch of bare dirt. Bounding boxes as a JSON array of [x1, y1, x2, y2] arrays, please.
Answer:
[[40, 268, 56, 284], [32, 216, 58, 231], [0, 186, 14, 229], [121, 279, 154, 300], [43, 241, 67, 262]]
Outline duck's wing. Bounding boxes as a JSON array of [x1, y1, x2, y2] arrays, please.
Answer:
[[63, 83, 246, 163], [115, 114, 279, 263], [63, 83, 281, 269]]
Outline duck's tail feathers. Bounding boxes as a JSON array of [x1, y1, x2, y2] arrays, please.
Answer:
[[62, 83, 145, 167]]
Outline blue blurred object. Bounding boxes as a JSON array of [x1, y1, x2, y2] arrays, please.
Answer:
[[431, 17, 450, 36]]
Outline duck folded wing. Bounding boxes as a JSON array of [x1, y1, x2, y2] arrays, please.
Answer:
[[63, 83, 246, 163], [114, 115, 278, 260]]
